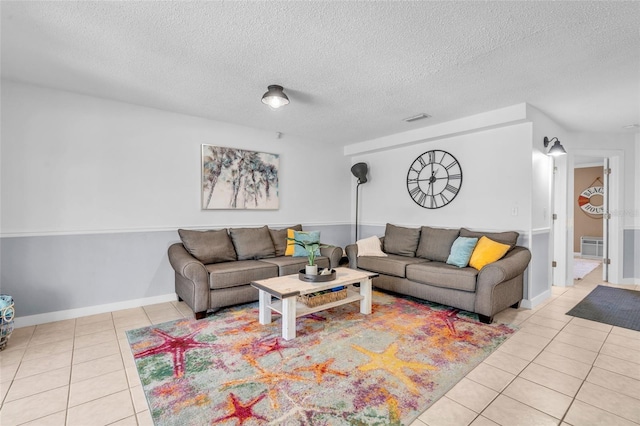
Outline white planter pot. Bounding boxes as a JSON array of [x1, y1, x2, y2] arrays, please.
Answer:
[[305, 265, 318, 275]]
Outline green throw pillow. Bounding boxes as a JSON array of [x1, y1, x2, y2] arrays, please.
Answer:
[[292, 230, 321, 257], [446, 237, 478, 268]]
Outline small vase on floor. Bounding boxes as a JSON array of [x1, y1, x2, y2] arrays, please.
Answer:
[[305, 265, 318, 275]]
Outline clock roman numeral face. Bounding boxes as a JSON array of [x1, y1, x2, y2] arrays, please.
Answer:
[[406, 150, 463, 209]]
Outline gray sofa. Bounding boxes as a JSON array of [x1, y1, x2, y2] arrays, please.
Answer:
[[168, 225, 342, 319], [346, 224, 532, 323]]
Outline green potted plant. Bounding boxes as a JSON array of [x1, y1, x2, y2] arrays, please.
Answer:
[[287, 237, 328, 275]]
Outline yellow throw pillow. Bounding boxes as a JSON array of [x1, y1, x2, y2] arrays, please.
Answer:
[[469, 236, 510, 270], [285, 229, 296, 256]]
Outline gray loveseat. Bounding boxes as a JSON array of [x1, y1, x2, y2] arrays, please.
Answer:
[[168, 225, 342, 319], [346, 224, 531, 323]]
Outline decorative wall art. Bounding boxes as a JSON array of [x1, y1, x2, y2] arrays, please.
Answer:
[[578, 177, 604, 217], [201, 145, 279, 210]]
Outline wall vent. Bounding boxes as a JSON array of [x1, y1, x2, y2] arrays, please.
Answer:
[[403, 113, 431, 123]]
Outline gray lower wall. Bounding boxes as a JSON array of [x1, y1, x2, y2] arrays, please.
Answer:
[[356, 224, 386, 241], [623, 229, 637, 279], [1, 224, 352, 318], [4, 225, 633, 320], [1, 231, 178, 317], [530, 231, 551, 300], [312, 224, 352, 252]]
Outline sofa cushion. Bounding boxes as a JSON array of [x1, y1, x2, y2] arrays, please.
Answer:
[[383, 224, 421, 257], [206, 260, 278, 290], [269, 225, 302, 257], [178, 228, 237, 264], [406, 262, 478, 292], [416, 227, 460, 262], [229, 226, 276, 260], [357, 253, 428, 278], [460, 228, 519, 250], [469, 236, 510, 270], [446, 237, 479, 268], [356, 236, 387, 257], [260, 256, 330, 276], [285, 229, 296, 256]]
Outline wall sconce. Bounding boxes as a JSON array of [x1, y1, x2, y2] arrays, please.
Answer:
[[261, 85, 289, 109], [351, 162, 368, 242], [543, 137, 567, 156]]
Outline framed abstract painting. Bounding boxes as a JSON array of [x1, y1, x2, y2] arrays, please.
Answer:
[[201, 145, 280, 210]]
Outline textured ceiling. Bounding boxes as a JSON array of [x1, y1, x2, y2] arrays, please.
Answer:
[[2, 1, 639, 146]]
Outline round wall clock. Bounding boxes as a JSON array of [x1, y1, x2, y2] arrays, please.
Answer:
[[406, 150, 463, 209]]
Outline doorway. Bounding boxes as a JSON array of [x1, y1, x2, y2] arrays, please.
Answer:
[[573, 158, 606, 281], [552, 150, 623, 286]]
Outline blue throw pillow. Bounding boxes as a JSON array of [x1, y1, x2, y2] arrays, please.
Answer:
[[292, 230, 321, 257], [446, 237, 479, 268]]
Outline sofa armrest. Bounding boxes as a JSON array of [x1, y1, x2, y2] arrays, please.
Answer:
[[474, 246, 531, 318], [345, 244, 358, 269], [477, 246, 532, 288], [345, 236, 384, 269], [320, 245, 343, 269], [168, 243, 211, 317], [168, 243, 208, 282]]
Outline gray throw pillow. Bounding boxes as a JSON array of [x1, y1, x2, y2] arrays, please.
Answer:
[[416, 226, 460, 262], [178, 229, 237, 264], [229, 225, 276, 260], [383, 223, 421, 257], [460, 228, 519, 250], [269, 224, 303, 257]]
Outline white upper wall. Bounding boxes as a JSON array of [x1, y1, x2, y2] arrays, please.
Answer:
[[3, 82, 636, 240], [349, 123, 533, 233], [1, 80, 351, 236], [526, 105, 569, 231]]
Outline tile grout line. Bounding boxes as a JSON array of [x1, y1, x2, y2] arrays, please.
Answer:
[[464, 287, 607, 425], [70, 310, 147, 425], [64, 318, 78, 426], [566, 325, 640, 424], [437, 310, 539, 424], [491, 278, 640, 426], [3, 305, 174, 425], [475, 311, 573, 425], [11, 321, 75, 425], [0, 332, 33, 409], [121, 320, 141, 423], [556, 321, 613, 426], [119, 309, 146, 425], [433, 307, 565, 426]]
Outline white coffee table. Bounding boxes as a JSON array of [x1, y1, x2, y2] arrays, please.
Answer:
[[251, 268, 378, 340]]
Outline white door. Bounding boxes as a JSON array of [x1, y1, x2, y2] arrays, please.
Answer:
[[602, 158, 610, 282]]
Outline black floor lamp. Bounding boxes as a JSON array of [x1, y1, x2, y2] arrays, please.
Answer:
[[351, 162, 368, 242]]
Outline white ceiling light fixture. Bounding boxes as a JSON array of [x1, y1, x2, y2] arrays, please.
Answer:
[[261, 85, 290, 109]]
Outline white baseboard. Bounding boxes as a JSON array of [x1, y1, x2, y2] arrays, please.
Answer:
[[14, 293, 178, 328], [521, 289, 552, 310], [620, 278, 640, 285]]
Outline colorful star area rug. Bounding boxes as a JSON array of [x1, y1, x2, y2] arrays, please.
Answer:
[[126, 291, 516, 425]]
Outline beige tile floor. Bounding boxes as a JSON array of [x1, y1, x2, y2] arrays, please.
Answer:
[[413, 264, 640, 426], [1, 264, 638, 425]]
